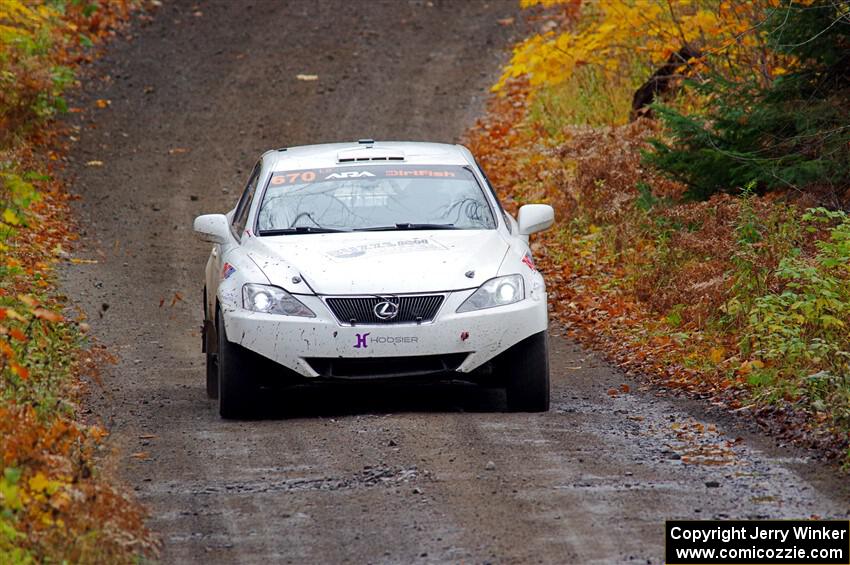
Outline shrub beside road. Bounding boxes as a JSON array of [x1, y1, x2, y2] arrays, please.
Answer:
[[0, 1, 155, 561], [468, 0, 850, 466]]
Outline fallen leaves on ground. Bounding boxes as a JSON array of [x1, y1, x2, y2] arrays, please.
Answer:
[[0, 1, 158, 561], [465, 78, 849, 465]]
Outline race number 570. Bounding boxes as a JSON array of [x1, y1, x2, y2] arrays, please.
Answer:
[[270, 171, 316, 185]]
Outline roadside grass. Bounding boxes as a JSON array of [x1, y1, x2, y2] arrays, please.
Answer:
[[0, 1, 157, 561], [526, 63, 643, 132], [467, 79, 850, 466]]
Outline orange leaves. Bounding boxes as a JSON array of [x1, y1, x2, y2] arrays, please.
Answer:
[[88, 426, 108, 442], [159, 292, 183, 308], [667, 419, 740, 467], [0, 182, 74, 407], [0, 405, 82, 470], [0, 296, 65, 386], [470, 53, 748, 410], [0, 1, 157, 560], [10, 362, 29, 379], [32, 307, 63, 323], [0, 338, 12, 358], [0, 405, 158, 559], [478, 0, 849, 466]]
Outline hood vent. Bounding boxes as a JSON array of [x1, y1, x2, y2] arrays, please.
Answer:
[[337, 148, 405, 163], [337, 156, 406, 163]]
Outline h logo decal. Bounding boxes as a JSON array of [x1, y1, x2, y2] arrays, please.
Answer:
[[354, 333, 370, 348]]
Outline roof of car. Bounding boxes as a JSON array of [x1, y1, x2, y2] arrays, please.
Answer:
[[262, 141, 473, 171]]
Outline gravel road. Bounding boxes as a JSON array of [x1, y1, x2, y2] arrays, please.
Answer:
[[61, 1, 849, 563]]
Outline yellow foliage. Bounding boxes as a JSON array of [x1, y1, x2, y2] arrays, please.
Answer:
[[520, 0, 576, 7], [709, 346, 725, 364], [2, 208, 19, 226], [496, 0, 791, 94], [27, 472, 61, 495], [0, 0, 59, 44]]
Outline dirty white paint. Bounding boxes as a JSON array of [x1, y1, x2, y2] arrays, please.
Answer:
[[197, 141, 551, 379]]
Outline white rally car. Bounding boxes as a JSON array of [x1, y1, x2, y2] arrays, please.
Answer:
[[194, 140, 554, 418]]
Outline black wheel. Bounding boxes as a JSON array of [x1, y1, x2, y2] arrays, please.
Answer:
[[503, 331, 550, 412], [205, 320, 219, 399], [203, 288, 218, 399], [216, 307, 257, 419]]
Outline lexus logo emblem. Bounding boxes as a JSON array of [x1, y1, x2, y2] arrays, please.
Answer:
[[373, 298, 400, 320]]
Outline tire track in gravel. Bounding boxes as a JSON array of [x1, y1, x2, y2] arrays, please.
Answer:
[[61, 1, 849, 563]]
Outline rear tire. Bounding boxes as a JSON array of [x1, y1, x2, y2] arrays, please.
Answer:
[[504, 331, 550, 412], [216, 308, 257, 419]]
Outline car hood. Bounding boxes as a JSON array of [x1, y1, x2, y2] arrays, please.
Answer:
[[245, 230, 510, 295]]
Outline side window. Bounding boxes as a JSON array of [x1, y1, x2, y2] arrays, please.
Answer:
[[474, 159, 511, 233], [231, 164, 261, 238]]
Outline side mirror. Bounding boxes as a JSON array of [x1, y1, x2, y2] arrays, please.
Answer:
[[193, 214, 231, 244], [518, 204, 554, 235]]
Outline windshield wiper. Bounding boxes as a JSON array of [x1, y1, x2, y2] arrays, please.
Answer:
[[259, 226, 349, 235], [353, 223, 457, 232]]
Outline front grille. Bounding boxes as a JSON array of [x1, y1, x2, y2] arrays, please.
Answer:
[[306, 353, 468, 379], [324, 295, 444, 325]]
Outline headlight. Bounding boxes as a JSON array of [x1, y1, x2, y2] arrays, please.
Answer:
[[242, 284, 315, 317], [456, 274, 525, 313]]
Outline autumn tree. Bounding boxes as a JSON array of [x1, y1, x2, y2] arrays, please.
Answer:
[[647, 1, 850, 201], [496, 0, 788, 96], [499, 0, 848, 202]]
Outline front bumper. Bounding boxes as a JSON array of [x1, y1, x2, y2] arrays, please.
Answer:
[[222, 289, 548, 378]]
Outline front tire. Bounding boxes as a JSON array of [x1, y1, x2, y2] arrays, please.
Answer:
[[216, 308, 257, 419], [504, 331, 550, 412], [203, 288, 218, 399], [205, 320, 219, 399]]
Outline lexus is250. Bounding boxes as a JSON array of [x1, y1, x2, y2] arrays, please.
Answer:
[[194, 140, 554, 418]]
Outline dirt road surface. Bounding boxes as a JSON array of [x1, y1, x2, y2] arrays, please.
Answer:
[[62, 1, 849, 563]]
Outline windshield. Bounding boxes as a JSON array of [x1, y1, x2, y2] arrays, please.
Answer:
[[256, 165, 496, 234]]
